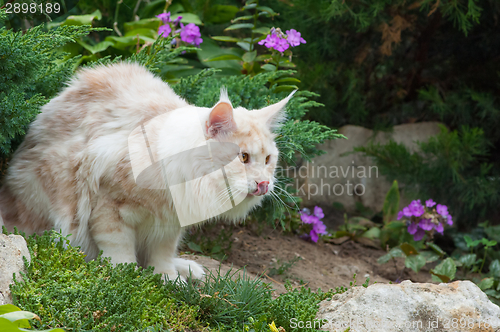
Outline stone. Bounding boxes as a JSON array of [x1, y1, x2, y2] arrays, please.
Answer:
[[0, 234, 31, 305], [315, 280, 500, 332], [292, 122, 443, 213]]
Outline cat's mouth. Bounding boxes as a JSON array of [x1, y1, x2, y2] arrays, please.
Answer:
[[248, 181, 269, 196]]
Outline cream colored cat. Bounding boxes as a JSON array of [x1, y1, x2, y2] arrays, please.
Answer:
[[0, 62, 293, 281]]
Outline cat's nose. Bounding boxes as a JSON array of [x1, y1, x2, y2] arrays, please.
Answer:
[[257, 181, 269, 195]]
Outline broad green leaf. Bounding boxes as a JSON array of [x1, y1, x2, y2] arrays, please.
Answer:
[[255, 54, 272, 61], [464, 235, 481, 248], [124, 18, 161, 33], [382, 180, 400, 223], [242, 51, 257, 62], [62, 10, 102, 26], [236, 41, 251, 51], [478, 277, 495, 291], [261, 64, 276, 71], [0, 311, 37, 328], [211, 36, 240, 43], [427, 242, 446, 256], [405, 254, 426, 273], [400, 242, 419, 256], [431, 258, 456, 282], [362, 227, 381, 240], [232, 15, 253, 23], [0, 305, 21, 316], [225, 23, 255, 31], [204, 54, 243, 62], [211, 245, 221, 254], [252, 27, 270, 35], [77, 40, 114, 54], [481, 238, 497, 247], [377, 247, 405, 264], [489, 259, 500, 277], [187, 242, 202, 253], [484, 289, 500, 299], [125, 29, 158, 39], [105, 35, 155, 50], [0, 317, 21, 332], [243, 3, 257, 10], [458, 253, 477, 267], [256, 6, 276, 15], [420, 251, 440, 263], [172, 13, 203, 25], [205, 5, 239, 24]]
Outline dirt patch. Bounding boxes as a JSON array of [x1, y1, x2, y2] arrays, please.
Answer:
[[183, 224, 434, 294]]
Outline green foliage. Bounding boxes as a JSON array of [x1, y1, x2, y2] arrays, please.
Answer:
[[0, 12, 92, 156], [10, 231, 203, 331], [354, 125, 500, 226], [382, 180, 400, 224], [8, 231, 343, 331], [183, 223, 234, 261], [0, 304, 64, 332], [268, 256, 302, 277]]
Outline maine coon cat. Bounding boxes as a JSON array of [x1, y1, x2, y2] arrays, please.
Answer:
[[0, 62, 293, 281]]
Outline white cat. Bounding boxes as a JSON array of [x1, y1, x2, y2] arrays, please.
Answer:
[[0, 62, 293, 281]]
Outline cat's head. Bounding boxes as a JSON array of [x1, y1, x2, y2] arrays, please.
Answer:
[[204, 88, 295, 216]]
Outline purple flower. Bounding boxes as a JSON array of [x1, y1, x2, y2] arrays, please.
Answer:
[[157, 12, 171, 23], [436, 204, 449, 218], [274, 37, 289, 52], [413, 228, 425, 241], [173, 15, 182, 25], [258, 34, 279, 49], [310, 229, 319, 243], [403, 207, 412, 217], [310, 221, 327, 243], [418, 219, 434, 231], [397, 210, 404, 220], [435, 222, 444, 234], [446, 215, 453, 226], [425, 199, 436, 208], [180, 23, 203, 46], [409, 200, 425, 217], [314, 206, 324, 219], [286, 29, 306, 47], [407, 222, 418, 235], [300, 213, 318, 224], [158, 24, 172, 37]]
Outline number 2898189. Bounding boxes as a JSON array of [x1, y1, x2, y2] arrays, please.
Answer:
[[5, 2, 61, 14]]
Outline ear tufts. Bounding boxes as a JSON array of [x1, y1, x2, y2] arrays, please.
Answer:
[[257, 89, 297, 130], [206, 102, 237, 139], [219, 86, 232, 108]]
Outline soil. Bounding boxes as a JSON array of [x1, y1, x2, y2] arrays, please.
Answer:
[[182, 224, 434, 294]]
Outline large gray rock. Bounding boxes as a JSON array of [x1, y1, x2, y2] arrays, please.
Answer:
[[316, 280, 500, 332], [0, 234, 31, 305], [293, 122, 443, 212]]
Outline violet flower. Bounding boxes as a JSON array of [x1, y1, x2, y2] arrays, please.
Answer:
[[286, 29, 306, 47]]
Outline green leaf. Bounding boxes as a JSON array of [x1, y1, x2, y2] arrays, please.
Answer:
[[405, 254, 426, 273], [431, 258, 456, 282], [427, 242, 446, 256], [0, 311, 37, 328], [243, 3, 257, 10], [382, 180, 400, 223], [261, 64, 276, 71], [77, 40, 114, 54], [187, 242, 202, 253], [420, 251, 440, 263], [211, 245, 221, 254], [236, 41, 251, 51], [464, 235, 481, 248], [377, 247, 405, 264], [489, 259, 500, 278], [242, 51, 257, 62], [252, 27, 270, 35], [204, 54, 243, 62], [361, 227, 381, 240], [104, 35, 155, 50], [274, 77, 301, 84], [124, 18, 161, 33], [481, 238, 497, 247], [256, 6, 276, 15], [205, 5, 239, 24], [211, 36, 240, 43], [0, 305, 21, 316], [478, 277, 495, 291], [225, 23, 255, 31], [124, 29, 158, 39], [400, 242, 419, 256], [255, 54, 272, 61], [172, 13, 203, 25], [62, 10, 102, 26], [273, 85, 298, 93], [458, 253, 477, 268], [232, 15, 253, 23]]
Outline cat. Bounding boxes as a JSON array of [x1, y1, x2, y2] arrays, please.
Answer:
[[0, 62, 294, 281]]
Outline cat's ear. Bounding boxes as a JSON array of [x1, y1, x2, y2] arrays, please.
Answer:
[[206, 88, 237, 138], [256, 90, 297, 130]]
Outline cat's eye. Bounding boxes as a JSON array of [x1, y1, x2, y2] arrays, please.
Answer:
[[240, 152, 249, 163], [265, 155, 270, 164]]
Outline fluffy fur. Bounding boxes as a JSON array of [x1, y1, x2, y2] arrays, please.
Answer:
[[0, 62, 292, 281]]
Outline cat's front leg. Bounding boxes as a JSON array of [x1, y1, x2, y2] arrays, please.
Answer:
[[147, 231, 187, 283], [173, 257, 205, 280]]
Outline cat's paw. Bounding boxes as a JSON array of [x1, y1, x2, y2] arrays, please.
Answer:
[[159, 269, 187, 284], [173, 258, 206, 280]]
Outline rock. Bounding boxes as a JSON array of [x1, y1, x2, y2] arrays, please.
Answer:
[[315, 280, 500, 332], [0, 234, 31, 305], [293, 122, 443, 213]]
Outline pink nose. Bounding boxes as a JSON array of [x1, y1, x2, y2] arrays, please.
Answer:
[[257, 181, 269, 195]]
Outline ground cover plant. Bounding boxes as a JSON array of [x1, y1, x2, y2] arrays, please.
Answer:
[[4, 229, 341, 332]]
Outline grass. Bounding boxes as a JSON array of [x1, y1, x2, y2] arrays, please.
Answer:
[[5, 229, 344, 332]]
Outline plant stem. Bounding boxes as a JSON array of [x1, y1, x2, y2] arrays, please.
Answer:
[[479, 247, 488, 274]]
